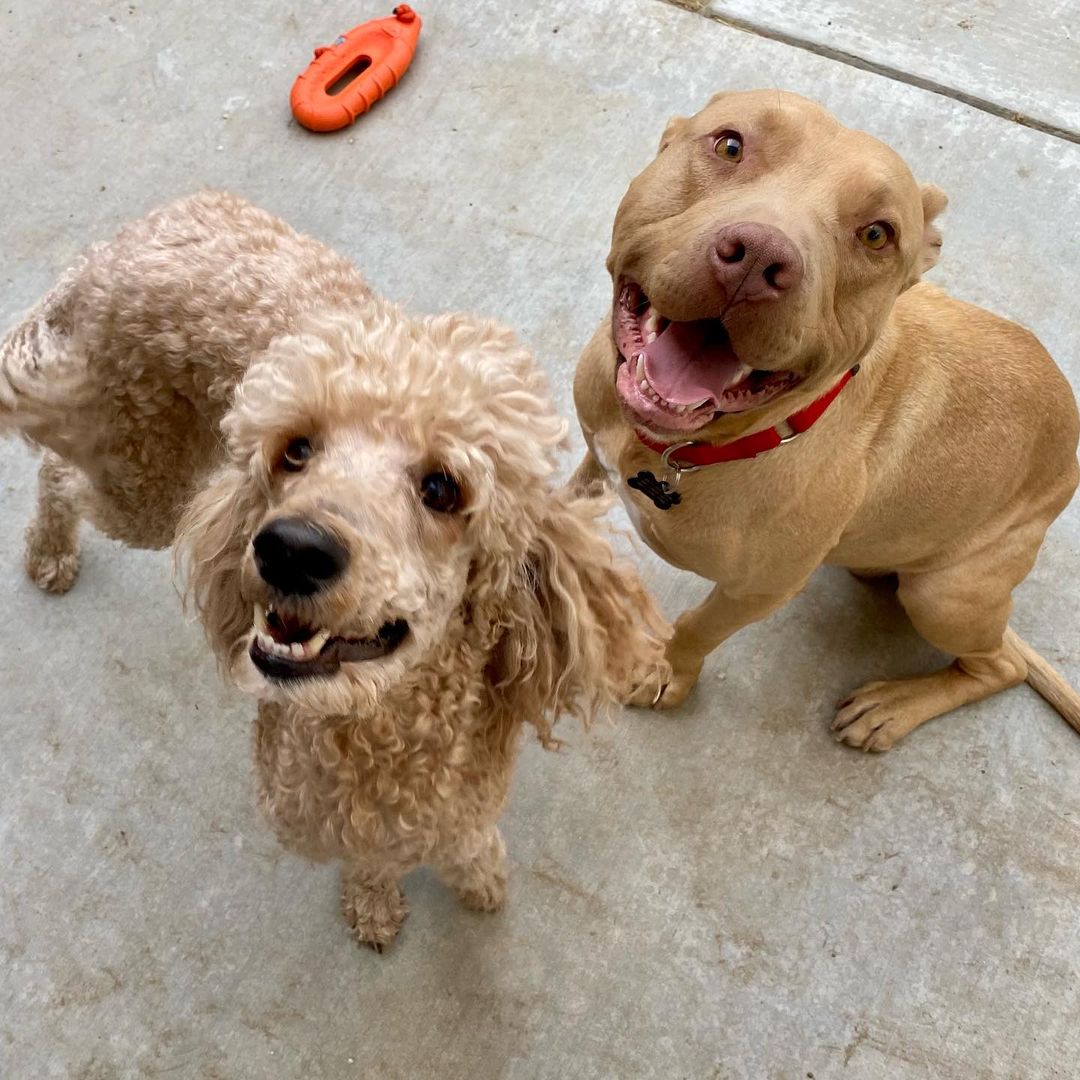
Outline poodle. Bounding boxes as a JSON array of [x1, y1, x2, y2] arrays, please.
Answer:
[[0, 191, 668, 948]]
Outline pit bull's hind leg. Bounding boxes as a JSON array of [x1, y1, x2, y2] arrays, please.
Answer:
[[832, 535, 1047, 751]]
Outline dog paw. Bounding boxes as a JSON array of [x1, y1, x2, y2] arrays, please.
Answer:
[[453, 870, 507, 913], [623, 670, 665, 708], [623, 661, 697, 711], [341, 875, 409, 951], [436, 827, 508, 913], [653, 669, 699, 710], [831, 681, 921, 752], [24, 538, 80, 595], [621, 657, 676, 709]]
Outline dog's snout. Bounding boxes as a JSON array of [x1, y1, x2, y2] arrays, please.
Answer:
[[711, 223, 803, 303], [252, 516, 349, 596]]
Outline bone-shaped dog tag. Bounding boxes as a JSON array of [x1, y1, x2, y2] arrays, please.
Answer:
[[626, 470, 681, 510]]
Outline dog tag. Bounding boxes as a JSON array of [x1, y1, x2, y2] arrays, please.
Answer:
[[627, 470, 681, 510]]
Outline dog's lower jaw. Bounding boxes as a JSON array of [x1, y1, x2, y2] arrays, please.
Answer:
[[233, 634, 410, 718], [611, 282, 802, 432]]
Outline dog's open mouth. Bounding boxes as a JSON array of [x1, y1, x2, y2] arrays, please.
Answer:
[[613, 281, 800, 432], [249, 605, 409, 681]]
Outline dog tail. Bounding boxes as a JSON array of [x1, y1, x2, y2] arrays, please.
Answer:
[[0, 267, 88, 434], [1005, 627, 1080, 735]]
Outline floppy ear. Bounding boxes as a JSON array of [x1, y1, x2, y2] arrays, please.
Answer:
[[174, 462, 267, 673], [918, 184, 948, 275], [485, 491, 670, 746], [658, 115, 689, 154]]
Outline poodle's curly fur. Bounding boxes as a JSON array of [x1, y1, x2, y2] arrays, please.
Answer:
[[1, 191, 669, 948]]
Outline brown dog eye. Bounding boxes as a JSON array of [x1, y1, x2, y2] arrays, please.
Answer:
[[858, 222, 893, 250], [282, 437, 313, 472], [419, 472, 461, 514], [713, 132, 743, 162]]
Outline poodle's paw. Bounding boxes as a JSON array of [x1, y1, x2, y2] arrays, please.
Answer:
[[24, 531, 80, 595], [437, 827, 508, 913], [831, 680, 925, 752], [341, 873, 409, 951], [453, 867, 507, 913]]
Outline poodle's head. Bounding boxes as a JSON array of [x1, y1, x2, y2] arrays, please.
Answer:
[[177, 307, 667, 731]]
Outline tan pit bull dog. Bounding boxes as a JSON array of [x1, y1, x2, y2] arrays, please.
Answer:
[[573, 90, 1080, 750]]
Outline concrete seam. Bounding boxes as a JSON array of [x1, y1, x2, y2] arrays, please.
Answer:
[[657, 1, 1080, 147]]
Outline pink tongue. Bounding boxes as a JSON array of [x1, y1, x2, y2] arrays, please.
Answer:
[[642, 320, 746, 406]]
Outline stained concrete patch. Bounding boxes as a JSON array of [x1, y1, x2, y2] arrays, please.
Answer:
[[1, 1, 1078, 1077]]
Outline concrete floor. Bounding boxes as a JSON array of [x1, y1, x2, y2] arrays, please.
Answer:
[[2, 1, 1079, 1077]]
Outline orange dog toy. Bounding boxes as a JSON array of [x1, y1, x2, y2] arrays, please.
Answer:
[[290, 6, 422, 133]]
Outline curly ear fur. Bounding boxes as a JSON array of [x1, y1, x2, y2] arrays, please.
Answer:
[[174, 461, 268, 672], [487, 491, 670, 746]]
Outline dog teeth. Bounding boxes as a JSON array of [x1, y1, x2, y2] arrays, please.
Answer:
[[646, 332, 657, 344], [257, 634, 295, 659], [254, 623, 332, 661], [643, 307, 660, 335], [732, 363, 753, 385], [254, 605, 269, 632], [636, 362, 693, 413]]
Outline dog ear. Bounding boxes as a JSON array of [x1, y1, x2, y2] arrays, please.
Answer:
[[175, 462, 267, 673], [658, 115, 689, 154], [485, 491, 670, 746], [918, 184, 948, 275]]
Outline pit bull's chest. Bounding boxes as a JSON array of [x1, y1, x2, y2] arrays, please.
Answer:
[[591, 422, 844, 581], [593, 426, 752, 572]]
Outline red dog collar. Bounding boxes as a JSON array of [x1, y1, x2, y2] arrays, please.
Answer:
[[635, 365, 859, 468]]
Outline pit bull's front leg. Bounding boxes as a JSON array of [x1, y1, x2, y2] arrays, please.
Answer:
[[628, 571, 813, 709]]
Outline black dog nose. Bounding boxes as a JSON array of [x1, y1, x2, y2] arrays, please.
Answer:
[[252, 517, 348, 596]]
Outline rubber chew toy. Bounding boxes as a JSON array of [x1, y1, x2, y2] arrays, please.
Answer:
[[290, 5, 422, 132]]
